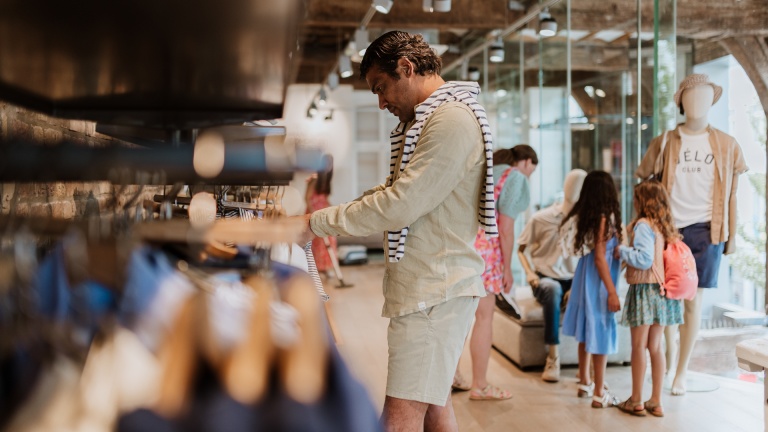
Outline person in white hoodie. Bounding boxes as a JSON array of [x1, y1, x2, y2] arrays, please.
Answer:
[[517, 169, 586, 383]]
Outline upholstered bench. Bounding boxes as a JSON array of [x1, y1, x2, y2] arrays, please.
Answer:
[[491, 286, 632, 369]]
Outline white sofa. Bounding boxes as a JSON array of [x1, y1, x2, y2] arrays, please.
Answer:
[[491, 286, 632, 369]]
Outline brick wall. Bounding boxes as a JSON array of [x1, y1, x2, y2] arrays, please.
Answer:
[[0, 101, 159, 220]]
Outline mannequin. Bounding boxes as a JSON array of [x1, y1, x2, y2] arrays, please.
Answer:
[[636, 73, 747, 396], [663, 84, 711, 395], [517, 169, 586, 382]]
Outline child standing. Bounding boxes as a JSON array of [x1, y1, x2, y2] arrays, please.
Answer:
[[616, 180, 684, 417], [560, 170, 623, 408]]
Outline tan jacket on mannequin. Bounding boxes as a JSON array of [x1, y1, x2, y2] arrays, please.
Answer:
[[635, 125, 748, 254]]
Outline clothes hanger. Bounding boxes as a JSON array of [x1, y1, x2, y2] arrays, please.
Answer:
[[222, 274, 276, 404], [276, 274, 329, 404], [133, 217, 305, 247], [220, 184, 260, 211]]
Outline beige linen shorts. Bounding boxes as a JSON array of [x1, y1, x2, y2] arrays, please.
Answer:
[[385, 295, 479, 406]]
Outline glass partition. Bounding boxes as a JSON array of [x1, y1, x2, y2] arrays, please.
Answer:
[[444, 0, 767, 384]]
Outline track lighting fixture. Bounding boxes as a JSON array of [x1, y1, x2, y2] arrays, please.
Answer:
[[489, 37, 504, 63], [422, 0, 450, 12], [539, 8, 557, 37], [468, 66, 480, 81], [355, 28, 369, 56], [307, 101, 318, 118], [317, 87, 327, 106], [433, 0, 451, 12], [339, 54, 353, 79], [327, 71, 339, 90], [373, 0, 393, 14]]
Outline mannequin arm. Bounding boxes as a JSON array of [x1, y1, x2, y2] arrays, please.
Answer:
[[517, 244, 540, 288]]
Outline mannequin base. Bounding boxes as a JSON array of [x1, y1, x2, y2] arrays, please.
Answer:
[[658, 372, 720, 393]]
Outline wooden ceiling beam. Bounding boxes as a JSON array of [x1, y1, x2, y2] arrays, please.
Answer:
[[304, 0, 516, 31]]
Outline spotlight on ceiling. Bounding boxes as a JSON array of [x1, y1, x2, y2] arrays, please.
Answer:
[[422, 0, 450, 12], [355, 28, 369, 56], [373, 0, 393, 14], [433, 0, 451, 12], [317, 87, 327, 106], [327, 71, 339, 90], [468, 66, 480, 81], [508, 0, 525, 11], [307, 101, 318, 118], [489, 37, 505, 63], [339, 54, 354, 79], [539, 8, 557, 37]]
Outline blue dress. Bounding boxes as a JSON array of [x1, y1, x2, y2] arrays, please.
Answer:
[[562, 236, 620, 355]]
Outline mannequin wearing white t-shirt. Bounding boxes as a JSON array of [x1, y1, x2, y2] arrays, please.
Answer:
[[664, 84, 713, 396]]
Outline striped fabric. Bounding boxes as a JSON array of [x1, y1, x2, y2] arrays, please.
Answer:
[[304, 242, 330, 302], [386, 81, 497, 263]]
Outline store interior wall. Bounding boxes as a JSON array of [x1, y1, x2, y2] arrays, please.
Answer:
[[0, 102, 156, 220], [284, 0, 768, 317]]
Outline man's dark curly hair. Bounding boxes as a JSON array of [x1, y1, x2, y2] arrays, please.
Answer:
[[561, 170, 623, 251], [359, 31, 442, 80]]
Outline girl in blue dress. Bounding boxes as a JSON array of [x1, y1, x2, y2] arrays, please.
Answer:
[[559, 171, 623, 408]]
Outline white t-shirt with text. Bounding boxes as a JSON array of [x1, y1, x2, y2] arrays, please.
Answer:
[[669, 130, 715, 228]]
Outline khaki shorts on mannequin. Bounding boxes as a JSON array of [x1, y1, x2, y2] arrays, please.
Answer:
[[385, 295, 479, 406]]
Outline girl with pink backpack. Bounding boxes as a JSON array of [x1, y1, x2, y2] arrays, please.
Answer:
[[615, 180, 687, 417]]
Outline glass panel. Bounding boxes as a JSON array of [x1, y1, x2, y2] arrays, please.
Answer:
[[653, 0, 677, 135], [694, 55, 768, 318], [531, 0, 569, 210], [569, 0, 648, 225]]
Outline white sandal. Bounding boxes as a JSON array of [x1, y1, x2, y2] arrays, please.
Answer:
[[591, 390, 619, 408], [577, 381, 610, 398]]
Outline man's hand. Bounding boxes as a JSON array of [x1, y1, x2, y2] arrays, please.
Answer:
[[291, 213, 317, 245], [526, 271, 540, 289]]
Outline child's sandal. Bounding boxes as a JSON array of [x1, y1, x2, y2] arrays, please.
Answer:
[[469, 384, 512, 401], [644, 400, 664, 417], [577, 381, 610, 398], [591, 391, 619, 408], [452, 372, 471, 391], [617, 398, 646, 416]]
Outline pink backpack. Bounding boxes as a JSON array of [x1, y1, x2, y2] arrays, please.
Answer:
[[652, 240, 698, 300]]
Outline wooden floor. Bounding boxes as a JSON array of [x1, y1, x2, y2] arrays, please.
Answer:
[[324, 258, 764, 432]]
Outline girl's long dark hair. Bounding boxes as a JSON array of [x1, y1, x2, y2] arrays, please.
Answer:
[[561, 170, 622, 250]]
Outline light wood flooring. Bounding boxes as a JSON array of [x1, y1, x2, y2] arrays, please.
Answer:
[[324, 258, 764, 432]]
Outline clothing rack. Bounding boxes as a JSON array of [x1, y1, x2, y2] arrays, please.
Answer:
[[0, 140, 328, 184]]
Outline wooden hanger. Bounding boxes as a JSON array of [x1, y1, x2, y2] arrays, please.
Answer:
[[132, 217, 304, 246], [222, 275, 276, 404]]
